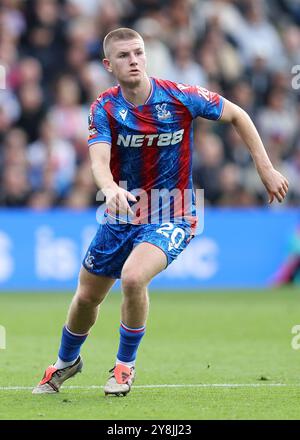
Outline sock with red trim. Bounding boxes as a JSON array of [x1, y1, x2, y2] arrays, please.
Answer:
[[54, 325, 88, 369], [116, 321, 146, 367]]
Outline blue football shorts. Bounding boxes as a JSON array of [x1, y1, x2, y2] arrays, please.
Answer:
[[82, 216, 194, 279]]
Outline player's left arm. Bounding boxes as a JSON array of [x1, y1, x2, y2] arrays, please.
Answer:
[[220, 98, 289, 203]]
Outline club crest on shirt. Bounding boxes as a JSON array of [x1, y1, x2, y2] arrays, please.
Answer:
[[84, 251, 95, 269], [89, 128, 98, 136], [155, 103, 171, 120]]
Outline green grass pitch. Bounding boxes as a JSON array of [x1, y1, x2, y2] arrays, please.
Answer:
[[0, 287, 300, 420]]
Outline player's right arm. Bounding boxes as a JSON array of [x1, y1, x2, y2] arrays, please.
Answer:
[[88, 99, 136, 215], [89, 143, 136, 216]]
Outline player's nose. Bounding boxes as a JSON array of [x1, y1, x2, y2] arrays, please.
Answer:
[[129, 53, 138, 65]]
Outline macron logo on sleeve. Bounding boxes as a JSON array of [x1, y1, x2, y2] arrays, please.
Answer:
[[119, 109, 128, 121]]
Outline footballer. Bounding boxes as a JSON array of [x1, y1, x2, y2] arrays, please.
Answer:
[[33, 28, 288, 396]]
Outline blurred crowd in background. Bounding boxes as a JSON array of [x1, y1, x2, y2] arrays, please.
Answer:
[[0, 0, 299, 209]]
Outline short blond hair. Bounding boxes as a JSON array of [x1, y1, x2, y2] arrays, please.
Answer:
[[103, 28, 144, 58]]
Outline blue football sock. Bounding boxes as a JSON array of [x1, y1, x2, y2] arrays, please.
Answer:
[[58, 326, 88, 363], [116, 321, 146, 364]]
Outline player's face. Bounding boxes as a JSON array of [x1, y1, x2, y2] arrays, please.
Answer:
[[104, 39, 147, 86]]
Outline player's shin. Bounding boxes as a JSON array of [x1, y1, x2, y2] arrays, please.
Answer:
[[54, 325, 89, 369], [103, 321, 144, 396], [116, 321, 146, 367]]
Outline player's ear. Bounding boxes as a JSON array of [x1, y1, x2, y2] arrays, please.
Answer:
[[103, 58, 112, 73]]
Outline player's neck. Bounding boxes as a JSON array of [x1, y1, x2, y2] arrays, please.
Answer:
[[120, 76, 152, 107]]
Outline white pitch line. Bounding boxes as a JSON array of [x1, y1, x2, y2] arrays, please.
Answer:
[[0, 383, 299, 391]]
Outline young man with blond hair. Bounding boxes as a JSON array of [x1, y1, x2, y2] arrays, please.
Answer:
[[33, 28, 288, 397]]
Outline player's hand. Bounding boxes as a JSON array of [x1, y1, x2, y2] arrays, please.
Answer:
[[103, 185, 137, 216], [259, 167, 289, 203]]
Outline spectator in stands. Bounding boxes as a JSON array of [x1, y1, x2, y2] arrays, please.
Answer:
[[0, 165, 31, 207], [15, 82, 46, 142], [48, 75, 87, 144], [27, 118, 77, 198], [134, 17, 173, 80], [168, 32, 207, 86], [193, 133, 225, 204], [0, 0, 299, 209], [256, 87, 298, 157]]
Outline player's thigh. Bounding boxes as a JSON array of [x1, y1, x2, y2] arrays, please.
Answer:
[[121, 242, 167, 287], [76, 266, 116, 304], [82, 222, 134, 279], [122, 221, 192, 287]]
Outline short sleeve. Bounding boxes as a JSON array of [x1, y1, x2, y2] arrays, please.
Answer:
[[180, 84, 224, 121], [88, 100, 112, 147]]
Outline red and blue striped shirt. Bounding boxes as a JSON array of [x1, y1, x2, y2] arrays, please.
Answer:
[[88, 78, 224, 225]]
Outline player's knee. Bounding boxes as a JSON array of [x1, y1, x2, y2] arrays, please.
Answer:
[[121, 269, 146, 293], [75, 287, 103, 307]]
